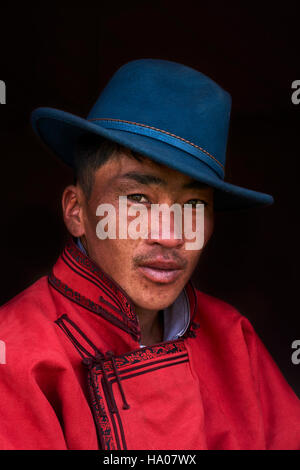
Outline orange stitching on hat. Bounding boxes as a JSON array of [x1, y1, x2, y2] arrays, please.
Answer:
[[88, 118, 224, 171]]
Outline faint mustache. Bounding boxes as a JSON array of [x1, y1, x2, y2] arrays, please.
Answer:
[[133, 252, 188, 269]]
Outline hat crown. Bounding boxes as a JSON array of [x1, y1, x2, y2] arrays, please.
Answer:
[[31, 58, 274, 209], [88, 59, 231, 170]]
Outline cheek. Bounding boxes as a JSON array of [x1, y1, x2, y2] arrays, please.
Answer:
[[96, 238, 136, 267], [182, 224, 211, 278], [82, 202, 140, 275], [203, 212, 214, 245], [182, 209, 214, 251]]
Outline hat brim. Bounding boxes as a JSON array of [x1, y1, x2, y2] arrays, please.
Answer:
[[31, 107, 274, 212]]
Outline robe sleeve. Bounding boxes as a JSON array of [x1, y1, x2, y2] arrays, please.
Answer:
[[0, 293, 71, 450], [0, 349, 69, 450], [243, 318, 300, 450]]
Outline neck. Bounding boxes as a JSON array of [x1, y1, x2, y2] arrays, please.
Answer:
[[134, 306, 164, 346]]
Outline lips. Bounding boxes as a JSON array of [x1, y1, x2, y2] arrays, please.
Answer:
[[137, 259, 185, 284]]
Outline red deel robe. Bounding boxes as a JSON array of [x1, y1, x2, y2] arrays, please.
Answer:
[[0, 238, 299, 450]]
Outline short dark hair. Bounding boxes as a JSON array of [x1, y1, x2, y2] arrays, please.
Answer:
[[73, 133, 144, 199]]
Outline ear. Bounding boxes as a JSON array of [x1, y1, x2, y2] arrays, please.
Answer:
[[62, 185, 86, 237]]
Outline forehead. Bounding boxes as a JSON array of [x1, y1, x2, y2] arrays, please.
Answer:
[[93, 151, 212, 193]]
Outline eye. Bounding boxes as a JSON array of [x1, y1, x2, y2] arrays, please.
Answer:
[[127, 193, 150, 204], [185, 199, 208, 208]]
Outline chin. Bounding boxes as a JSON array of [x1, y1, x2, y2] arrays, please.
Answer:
[[133, 290, 181, 312], [125, 272, 188, 310]]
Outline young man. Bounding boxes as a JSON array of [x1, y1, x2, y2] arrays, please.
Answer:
[[0, 59, 299, 450]]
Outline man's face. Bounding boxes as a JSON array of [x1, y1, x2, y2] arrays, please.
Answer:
[[72, 152, 214, 315]]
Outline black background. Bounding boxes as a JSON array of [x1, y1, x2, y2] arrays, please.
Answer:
[[0, 3, 299, 396]]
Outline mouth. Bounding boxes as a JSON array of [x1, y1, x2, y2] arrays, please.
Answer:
[[137, 261, 185, 284]]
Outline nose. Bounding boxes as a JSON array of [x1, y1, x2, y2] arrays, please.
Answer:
[[146, 233, 185, 249], [145, 207, 185, 249]]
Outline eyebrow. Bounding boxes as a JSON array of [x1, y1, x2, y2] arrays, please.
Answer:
[[120, 172, 166, 186], [119, 171, 209, 190], [182, 180, 210, 190]]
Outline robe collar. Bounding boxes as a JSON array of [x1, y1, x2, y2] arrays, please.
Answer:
[[48, 237, 198, 343]]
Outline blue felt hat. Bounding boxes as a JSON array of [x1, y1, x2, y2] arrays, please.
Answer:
[[31, 59, 274, 211]]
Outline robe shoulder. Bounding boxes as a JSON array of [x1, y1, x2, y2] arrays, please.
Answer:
[[0, 275, 57, 323], [194, 287, 251, 326], [193, 287, 275, 369], [0, 276, 64, 363]]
